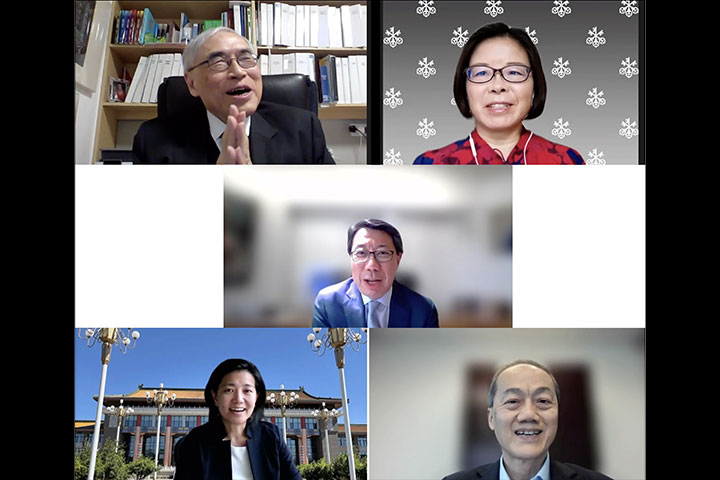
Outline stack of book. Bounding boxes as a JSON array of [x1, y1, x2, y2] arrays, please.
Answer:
[[257, 3, 366, 48], [124, 54, 184, 104], [317, 55, 366, 105], [113, 3, 253, 46]]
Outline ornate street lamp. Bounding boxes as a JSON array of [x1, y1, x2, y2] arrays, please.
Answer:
[[312, 401, 340, 462], [307, 328, 367, 480], [267, 385, 298, 443], [145, 383, 176, 480], [79, 328, 139, 480], [104, 398, 134, 452]]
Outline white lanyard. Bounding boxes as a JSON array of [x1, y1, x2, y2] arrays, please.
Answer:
[[469, 130, 534, 165]]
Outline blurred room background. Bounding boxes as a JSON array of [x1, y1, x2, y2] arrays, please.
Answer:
[[224, 166, 512, 327]]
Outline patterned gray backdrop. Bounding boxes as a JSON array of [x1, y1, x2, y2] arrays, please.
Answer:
[[382, 0, 642, 165]]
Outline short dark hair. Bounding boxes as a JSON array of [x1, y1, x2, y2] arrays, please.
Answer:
[[488, 359, 560, 407], [453, 22, 547, 120], [347, 219, 403, 255], [204, 358, 267, 425]]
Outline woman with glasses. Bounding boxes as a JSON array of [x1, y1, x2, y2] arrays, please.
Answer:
[[414, 23, 584, 165], [174, 359, 302, 480]]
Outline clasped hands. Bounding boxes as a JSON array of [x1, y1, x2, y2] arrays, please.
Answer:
[[217, 104, 252, 165]]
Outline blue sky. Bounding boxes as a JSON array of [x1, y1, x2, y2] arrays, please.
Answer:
[[75, 328, 367, 424]]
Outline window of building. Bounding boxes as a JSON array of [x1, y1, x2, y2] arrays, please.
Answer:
[[306, 437, 316, 462], [185, 416, 197, 428], [287, 417, 302, 430], [128, 436, 136, 461], [171, 416, 184, 428], [305, 417, 318, 431], [200, 416, 209, 425], [338, 436, 346, 447], [287, 437, 298, 464], [144, 435, 165, 462], [124, 415, 137, 428], [140, 415, 156, 428], [357, 436, 367, 447]]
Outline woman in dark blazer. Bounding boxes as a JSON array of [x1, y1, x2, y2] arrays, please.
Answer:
[[174, 359, 302, 480]]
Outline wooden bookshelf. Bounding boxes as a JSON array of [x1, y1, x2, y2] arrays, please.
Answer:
[[91, 0, 367, 163]]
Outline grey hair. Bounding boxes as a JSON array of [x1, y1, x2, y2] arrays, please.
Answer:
[[487, 359, 560, 407], [182, 27, 255, 73]]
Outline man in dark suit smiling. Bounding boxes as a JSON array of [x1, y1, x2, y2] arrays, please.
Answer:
[[312, 219, 439, 328], [133, 26, 334, 165], [444, 360, 614, 480]]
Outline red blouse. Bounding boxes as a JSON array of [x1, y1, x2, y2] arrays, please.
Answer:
[[413, 128, 584, 165]]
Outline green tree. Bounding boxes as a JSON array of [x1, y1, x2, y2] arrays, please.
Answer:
[[127, 456, 159, 480], [74, 441, 130, 480]]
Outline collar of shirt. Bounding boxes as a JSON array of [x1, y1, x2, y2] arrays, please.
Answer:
[[499, 453, 550, 480], [208, 110, 252, 152], [361, 287, 393, 328], [470, 127, 532, 165]]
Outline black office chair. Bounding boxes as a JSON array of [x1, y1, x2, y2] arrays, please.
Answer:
[[156, 74, 319, 118]]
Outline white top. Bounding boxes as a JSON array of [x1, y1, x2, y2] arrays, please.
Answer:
[[361, 287, 392, 328], [230, 445, 254, 480], [499, 454, 551, 480], [208, 110, 252, 152]]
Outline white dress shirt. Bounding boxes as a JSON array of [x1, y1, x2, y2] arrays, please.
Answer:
[[361, 287, 392, 328], [208, 110, 252, 152], [499, 454, 551, 480], [230, 445, 254, 480]]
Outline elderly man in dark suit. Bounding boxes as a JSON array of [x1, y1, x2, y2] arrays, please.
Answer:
[[133, 26, 334, 165], [312, 219, 439, 328], [444, 360, 614, 480]]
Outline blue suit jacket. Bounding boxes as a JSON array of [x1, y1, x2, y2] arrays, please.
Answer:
[[174, 419, 301, 480], [442, 460, 614, 480], [312, 278, 439, 328]]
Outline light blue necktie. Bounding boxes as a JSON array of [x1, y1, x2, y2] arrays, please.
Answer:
[[367, 300, 383, 328]]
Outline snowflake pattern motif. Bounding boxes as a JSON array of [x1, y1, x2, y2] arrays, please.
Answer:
[[586, 148, 606, 165], [416, 57, 437, 79], [586, 26, 606, 48], [484, 0, 504, 17], [383, 26, 403, 48], [619, 0, 639, 18], [383, 88, 403, 109], [551, 118, 572, 139], [416, 118, 437, 139], [525, 27, 539, 45], [416, 0, 437, 18], [619, 57, 639, 78], [586, 88, 606, 109], [552, 0, 572, 17], [451, 27, 469, 48], [384, 148, 403, 165], [551, 57, 572, 78], [619, 118, 639, 139]]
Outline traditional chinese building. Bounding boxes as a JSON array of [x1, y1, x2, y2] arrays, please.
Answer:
[[82, 384, 366, 469]]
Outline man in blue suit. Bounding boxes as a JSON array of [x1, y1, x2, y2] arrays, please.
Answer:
[[312, 219, 439, 328]]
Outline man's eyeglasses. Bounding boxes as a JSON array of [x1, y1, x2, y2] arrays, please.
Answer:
[[350, 250, 396, 263], [188, 54, 259, 73], [465, 65, 532, 84]]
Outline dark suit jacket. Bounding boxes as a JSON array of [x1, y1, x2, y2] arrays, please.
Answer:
[[442, 459, 614, 480], [174, 419, 302, 480], [132, 101, 335, 164], [312, 278, 439, 328]]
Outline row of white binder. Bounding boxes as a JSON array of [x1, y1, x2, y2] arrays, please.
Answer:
[[258, 2, 367, 49]]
